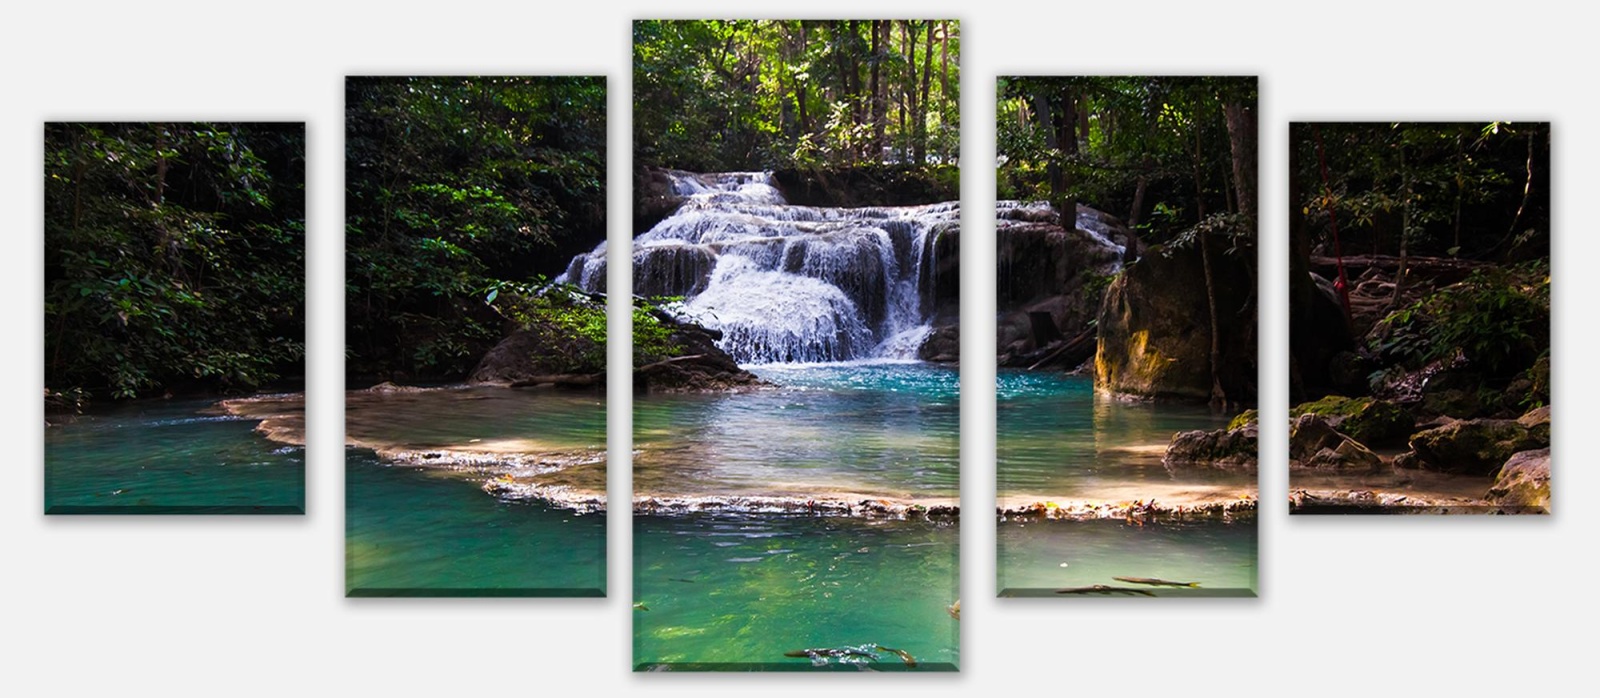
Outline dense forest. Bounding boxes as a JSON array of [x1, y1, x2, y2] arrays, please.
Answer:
[[997, 76, 1258, 409], [44, 122, 305, 404], [345, 76, 607, 382], [1286, 122, 1550, 511], [1289, 122, 1550, 404], [634, 19, 959, 171]]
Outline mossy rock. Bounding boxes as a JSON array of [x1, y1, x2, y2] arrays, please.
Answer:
[[1226, 409, 1258, 432], [1163, 424, 1258, 471], [1484, 448, 1550, 513], [1409, 419, 1541, 476], [1290, 395, 1412, 446]]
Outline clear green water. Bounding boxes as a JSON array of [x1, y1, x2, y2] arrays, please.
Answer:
[[997, 518, 1257, 597], [634, 361, 959, 501], [344, 450, 605, 596], [340, 386, 607, 596], [634, 513, 958, 671], [44, 398, 304, 514], [633, 361, 960, 670], [995, 370, 1257, 596]]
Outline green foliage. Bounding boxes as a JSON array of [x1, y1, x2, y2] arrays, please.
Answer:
[[1226, 409, 1259, 431], [633, 302, 680, 364], [634, 20, 960, 170], [345, 76, 606, 379], [997, 76, 1256, 243], [1372, 261, 1550, 377], [44, 123, 305, 399], [1292, 122, 1548, 260]]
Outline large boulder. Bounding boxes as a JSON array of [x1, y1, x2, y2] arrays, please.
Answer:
[[1484, 448, 1551, 512], [634, 319, 763, 392], [995, 203, 1125, 363], [918, 324, 960, 363], [469, 324, 605, 385], [1094, 239, 1255, 402], [1408, 418, 1545, 475], [1163, 421, 1258, 471], [634, 166, 689, 233], [1290, 395, 1413, 447], [1517, 405, 1551, 444], [1289, 413, 1382, 472]]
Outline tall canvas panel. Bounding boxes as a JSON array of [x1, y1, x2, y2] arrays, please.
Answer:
[[1287, 122, 1550, 515], [625, 20, 961, 669], [45, 122, 307, 515], [341, 76, 609, 595], [995, 77, 1259, 596]]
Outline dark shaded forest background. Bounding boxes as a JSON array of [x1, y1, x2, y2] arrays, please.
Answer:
[[345, 76, 606, 382], [44, 122, 305, 402]]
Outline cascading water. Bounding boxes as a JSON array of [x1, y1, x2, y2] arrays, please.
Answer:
[[559, 171, 959, 364]]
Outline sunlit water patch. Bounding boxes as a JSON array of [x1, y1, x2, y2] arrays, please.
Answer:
[[996, 370, 1257, 595], [45, 398, 303, 514], [634, 362, 959, 508]]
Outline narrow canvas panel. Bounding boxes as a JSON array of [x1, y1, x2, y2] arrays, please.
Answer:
[[627, 19, 961, 670], [995, 77, 1260, 596], [1287, 122, 1550, 515], [44, 122, 307, 515], [341, 76, 609, 596]]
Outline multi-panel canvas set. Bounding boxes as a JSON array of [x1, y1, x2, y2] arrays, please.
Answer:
[[39, 17, 1552, 675]]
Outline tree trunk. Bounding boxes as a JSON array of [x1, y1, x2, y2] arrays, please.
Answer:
[[1288, 128, 1313, 403], [1192, 118, 1225, 411], [1389, 145, 1411, 313], [868, 20, 882, 158], [916, 20, 934, 164]]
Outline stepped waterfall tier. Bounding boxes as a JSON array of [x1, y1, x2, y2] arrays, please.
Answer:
[[561, 171, 959, 364]]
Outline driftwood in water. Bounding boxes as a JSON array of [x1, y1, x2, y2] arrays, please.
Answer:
[[509, 373, 603, 388], [635, 354, 709, 373], [1027, 324, 1098, 371]]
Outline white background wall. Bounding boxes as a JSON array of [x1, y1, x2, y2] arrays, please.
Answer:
[[4, 1, 1592, 694]]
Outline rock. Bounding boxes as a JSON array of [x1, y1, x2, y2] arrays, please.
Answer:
[[1163, 422, 1258, 471], [771, 164, 958, 208], [1290, 395, 1413, 447], [1290, 273, 1357, 400], [918, 324, 960, 363], [634, 166, 688, 233], [1417, 368, 1493, 418], [366, 381, 426, 393], [1326, 350, 1371, 397], [1094, 236, 1255, 402], [1484, 448, 1550, 512], [634, 319, 763, 392], [995, 203, 1126, 363], [469, 323, 606, 386], [1408, 419, 1543, 475], [1517, 405, 1551, 444], [1289, 413, 1382, 472]]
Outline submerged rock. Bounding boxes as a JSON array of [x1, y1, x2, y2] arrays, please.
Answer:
[[1408, 418, 1544, 476], [1163, 421, 1258, 471], [1288, 413, 1382, 472], [1484, 448, 1551, 513]]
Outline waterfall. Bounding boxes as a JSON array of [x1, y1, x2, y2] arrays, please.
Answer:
[[558, 171, 959, 364]]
